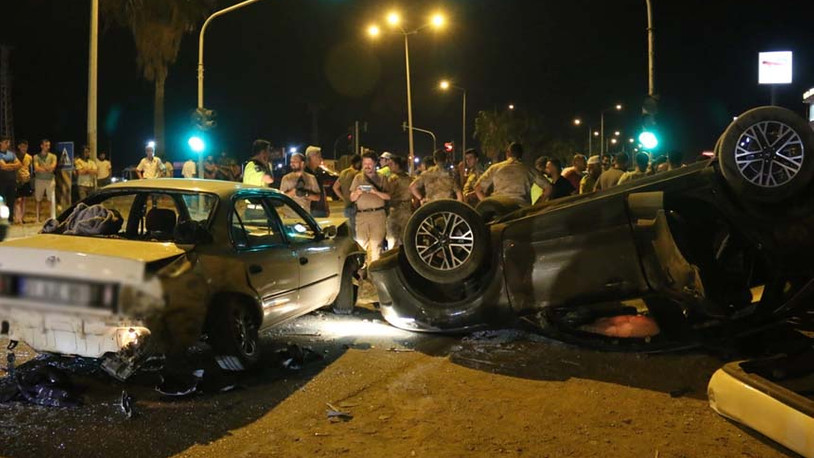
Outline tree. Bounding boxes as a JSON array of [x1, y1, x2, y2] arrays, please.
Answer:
[[102, 0, 213, 155], [473, 108, 556, 161]]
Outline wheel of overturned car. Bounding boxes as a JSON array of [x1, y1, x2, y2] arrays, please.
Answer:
[[718, 106, 814, 203], [475, 196, 524, 223], [210, 298, 260, 371], [403, 199, 489, 284], [332, 258, 359, 315]]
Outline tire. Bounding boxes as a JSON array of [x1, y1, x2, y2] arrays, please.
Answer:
[[209, 298, 260, 371], [718, 106, 814, 203], [332, 259, 359, 315], [474, 196, 524, 223], [402, 199, 489, 284]]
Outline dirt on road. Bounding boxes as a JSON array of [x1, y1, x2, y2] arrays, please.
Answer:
[[0, 290, 803, 457]]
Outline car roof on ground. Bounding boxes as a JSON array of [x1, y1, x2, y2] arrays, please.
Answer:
[[103, 178, 279, 197]]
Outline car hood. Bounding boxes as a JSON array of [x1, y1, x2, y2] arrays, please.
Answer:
[[0, 234, 187, 284]]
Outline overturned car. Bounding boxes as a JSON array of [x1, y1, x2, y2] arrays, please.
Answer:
[[0, 179, 364, 379], [371, 106, 814, 343]]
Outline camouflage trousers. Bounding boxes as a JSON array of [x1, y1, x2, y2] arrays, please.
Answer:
[[386, 203, 413, 249]]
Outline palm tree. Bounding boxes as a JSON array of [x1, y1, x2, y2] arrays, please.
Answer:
[[102, 0, 213, 155]]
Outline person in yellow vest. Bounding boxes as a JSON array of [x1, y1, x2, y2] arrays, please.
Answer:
[[242, 139, 274, 187]]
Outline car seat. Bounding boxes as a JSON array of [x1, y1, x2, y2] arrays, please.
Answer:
[[145, 208, 177, 240]]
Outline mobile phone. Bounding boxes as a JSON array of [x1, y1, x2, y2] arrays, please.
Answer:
[[359, 184, 373, 192]]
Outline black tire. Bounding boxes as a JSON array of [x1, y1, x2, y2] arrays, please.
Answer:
[[718, 106, 814, 203], [209, 298, 260, 371], [332, 259, 359, 315], [403, 199, 489, 284], [475, 196, 524, 223]]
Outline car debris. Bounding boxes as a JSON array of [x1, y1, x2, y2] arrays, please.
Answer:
[[325, 402, 353, 421], [13, 365, 82, 407], [120, 390, 134, 418], [279, 343, 323, 370], [156, 369, 205, 397]]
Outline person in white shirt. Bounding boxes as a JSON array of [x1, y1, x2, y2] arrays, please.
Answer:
[[96, 150, 112, 187], [136, 145, 165, 179], [181, 158, 197, 178]]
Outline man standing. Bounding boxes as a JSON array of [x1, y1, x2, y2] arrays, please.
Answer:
[[474, 142, 551, 205], [601, 154, 612, 172], [410, 149, 462, 205], [350, 151, 390, 265], [181, 157, 197, 179], [618, 152, 650, 185], [203, 154, 218, 179], [14, 139, 32, 224], [594, 152, 628, 191], [75, 145, 98, 199], [163, 157, 174, 178], [579, 155, 602, 194], [33, 139, 57, 222], [136, 144, 165, 179], [458, 148, 483, 205], [96, 150, 112, 187], [303, 145, 330, 217], [377, 152, 393, 178], [280, 153, 320, 213], [386, 155, 413, 249], [332, 154, 361, 237], [561, 154, 587, 190], [242, 139, 274, 187], [0, 136, 21, 224], [545, 158, 576, 200]]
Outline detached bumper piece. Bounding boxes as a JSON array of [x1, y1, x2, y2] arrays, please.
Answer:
[[708, 353, 814, 457]]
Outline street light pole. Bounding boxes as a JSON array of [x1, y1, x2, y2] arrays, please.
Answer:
[[403, 34, 415, 175], [87, 0, 98, 162], [402, 122, 436, 152], [196, 0, 263, 178], [600, 104, 622, 155], [645, 0, 655, 96]]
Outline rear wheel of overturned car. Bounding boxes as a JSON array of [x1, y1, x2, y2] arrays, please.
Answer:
[[210, 298, 260, 371], [719, 106, 814, 203], [332, 258, 359, 315], [403, 199, 489, 284]]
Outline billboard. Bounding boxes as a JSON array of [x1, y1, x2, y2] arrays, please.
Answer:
[[758, 51, 793, 85]]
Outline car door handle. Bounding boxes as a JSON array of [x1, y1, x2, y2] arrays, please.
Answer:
[[249, 264, 263, 274], [299, 257, 309, 265]]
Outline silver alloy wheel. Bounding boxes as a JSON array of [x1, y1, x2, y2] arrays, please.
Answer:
[[232, 308, 257, 356], [414, 211, 475, 271], [735, 120, 805, 188]]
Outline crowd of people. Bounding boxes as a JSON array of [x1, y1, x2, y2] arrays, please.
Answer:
[[0, 136, 112, 225]]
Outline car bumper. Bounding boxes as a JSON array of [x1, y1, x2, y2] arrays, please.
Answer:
[[708, 360, 814, 457], [0, 298, 149, 358]]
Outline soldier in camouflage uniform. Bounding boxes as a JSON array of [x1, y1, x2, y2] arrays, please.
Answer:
[[409, 149, 463, 205], [474, 142, 551, 205], [386, 155, 413, 249], [458, 148, 484, 205]]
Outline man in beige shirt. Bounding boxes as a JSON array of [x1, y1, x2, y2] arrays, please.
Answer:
[[350, 151, 390, 265], [410, 149, 462, 205], [386, 155, 413, 249], [75, 145, 98, 199], [280, 153, 320, 213], [474, 142, 551, 205]]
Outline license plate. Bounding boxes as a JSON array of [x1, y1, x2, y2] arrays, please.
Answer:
[[20, 278, 94, 306]]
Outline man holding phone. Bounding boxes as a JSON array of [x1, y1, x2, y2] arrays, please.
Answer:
[[350, 151, 390, 265]]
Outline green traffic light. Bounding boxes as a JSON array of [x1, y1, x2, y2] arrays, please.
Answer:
[[638, 131, 659, 150], [188, 136, 205, 153]]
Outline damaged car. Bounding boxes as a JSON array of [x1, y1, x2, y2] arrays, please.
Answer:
[[370, 106, 814, 344], [0, 179, 364, 379]]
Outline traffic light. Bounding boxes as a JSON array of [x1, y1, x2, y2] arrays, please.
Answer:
[[639, 95, 659, 151], [188, 136, 205, 153], [444, 141, 454, 153], [191, 107, 217, 131]]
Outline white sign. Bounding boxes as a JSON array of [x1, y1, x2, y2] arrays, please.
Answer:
[[759, 51, 793, 85]]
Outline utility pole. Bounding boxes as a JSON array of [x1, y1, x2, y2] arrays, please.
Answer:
[[87, 0, 98, 161], [0, 46, 13, 145], [354, 121, 360, 155], [645, 0, 656, 97]]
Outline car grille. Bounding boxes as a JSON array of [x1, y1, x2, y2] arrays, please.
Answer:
[[0, 274, 118, 311]]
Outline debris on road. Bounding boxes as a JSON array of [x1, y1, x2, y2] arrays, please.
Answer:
[[386, 347, 415, 353], [120, 390, 134, 418], [279, 344, 323, 370], [326, 402, 353, 422], [156, 369, 204, 397]]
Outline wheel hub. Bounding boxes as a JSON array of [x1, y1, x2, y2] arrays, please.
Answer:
[[414, 211, 475, 272], [734, 120, 804, 188]]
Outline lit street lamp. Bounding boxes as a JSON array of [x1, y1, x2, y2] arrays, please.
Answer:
[[439, 79, 467, 164], [600, 103, 623, 155], [368, 11, 446, 173], [508, 104, 515, 110]]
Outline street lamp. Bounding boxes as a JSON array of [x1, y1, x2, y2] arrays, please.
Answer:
[[368, 10, 446, 174], [508, 104, 515, 110], [197, 0, 265, 178], [439, 79, 467, 163], [600, 103, 623, 155]]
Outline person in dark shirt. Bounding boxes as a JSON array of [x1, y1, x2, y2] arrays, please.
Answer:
[[545, 158, 575, 201]]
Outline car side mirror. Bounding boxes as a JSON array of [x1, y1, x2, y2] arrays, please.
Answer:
[[174, 220, 213, 246], [321, 224, 337, 240]]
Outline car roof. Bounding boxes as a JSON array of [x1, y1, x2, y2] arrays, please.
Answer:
[[103, 178, 280, 197]]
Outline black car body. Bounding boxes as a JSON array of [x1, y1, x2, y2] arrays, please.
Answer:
[[370, 107, 814, 339]]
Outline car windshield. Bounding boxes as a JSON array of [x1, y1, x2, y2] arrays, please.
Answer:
[[44, 189, 218, 242]]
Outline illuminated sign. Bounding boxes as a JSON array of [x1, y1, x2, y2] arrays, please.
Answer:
[[758, 51, 793, 85]]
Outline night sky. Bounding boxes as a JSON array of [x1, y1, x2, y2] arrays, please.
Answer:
[[2, 0, 813, 169]]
